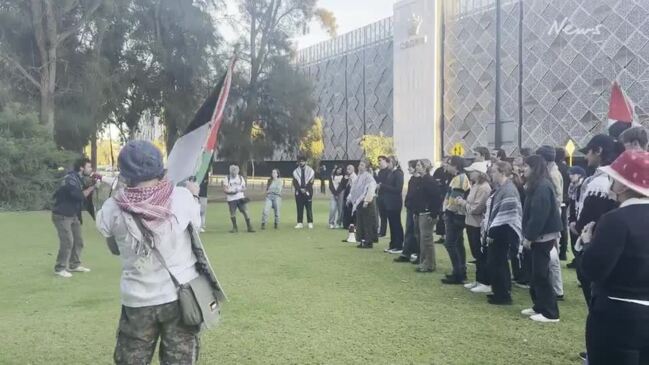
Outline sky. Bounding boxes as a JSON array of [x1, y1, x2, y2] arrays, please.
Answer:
[[294, 0, 395, 49], [220, 0, 396, 50]]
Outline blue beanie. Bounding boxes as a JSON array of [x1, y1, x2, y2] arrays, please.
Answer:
[[568, 166, 586, 177], [118, 140, 165, 186]]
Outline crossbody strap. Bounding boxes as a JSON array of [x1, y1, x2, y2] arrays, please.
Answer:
[[130, 213, 180, 288]]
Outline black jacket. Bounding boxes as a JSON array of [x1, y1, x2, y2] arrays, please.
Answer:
[[410, 175, 443, 218], [380, 168, 404, 211], [583, 203, 649, 301], [52, 171, 86, 218], [375, 168, 390, 201], [523, 178, 563, 242], [404, 175, 420, 211]]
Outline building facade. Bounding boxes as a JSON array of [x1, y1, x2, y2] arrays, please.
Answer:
[[297, 0, 649, 160]]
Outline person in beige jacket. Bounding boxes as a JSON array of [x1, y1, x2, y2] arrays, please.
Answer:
[[457, 161, 492, 293]]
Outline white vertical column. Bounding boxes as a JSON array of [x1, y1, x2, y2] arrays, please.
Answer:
[[393, 0, 441, 172]]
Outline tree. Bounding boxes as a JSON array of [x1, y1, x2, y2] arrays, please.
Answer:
[[360, 134, 394, 169], [220, 0, 336, 169], [0, 0, 102, 133], [0, 103, 75, 210], [299, 116, 324, 167], [123, 0, 221, 150], [218, 57, 316, 171]]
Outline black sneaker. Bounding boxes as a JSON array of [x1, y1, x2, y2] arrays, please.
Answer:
[[567, 261, 577, 269], [441, 277, 464, 285], [559, 253, 567, 261], [556, 295, 565, 301], [579, 352, 587, 361], [415, 267, 434, 273], [393, 256, 410, 263], [488, 296, 513, 305]]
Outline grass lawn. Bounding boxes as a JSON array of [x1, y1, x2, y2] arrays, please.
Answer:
[[0, 198, 587, 364]]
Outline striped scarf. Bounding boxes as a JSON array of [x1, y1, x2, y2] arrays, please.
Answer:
[[482, 179, 523, 244], [114, 179, 175, 232]]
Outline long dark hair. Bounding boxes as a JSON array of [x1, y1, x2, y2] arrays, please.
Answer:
[[524, 155, 549, 192]]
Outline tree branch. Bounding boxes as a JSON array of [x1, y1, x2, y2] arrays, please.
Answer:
[[0, 53, 41, 88], [56, 0, 102, 45]]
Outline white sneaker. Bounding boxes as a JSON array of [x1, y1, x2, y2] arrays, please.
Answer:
[[329, 224, 335, 229], [295, 223, 304, 229], [521, 308, 539, 316], [54, 270, 72, 278], [200, 228, 206, 233], [69, 266, 91, 273], [470, 284, 492, 294], [530, 314, 560, 323], [384, 248, 391, 253], [410, 254, 418, 261], [464, 282, 478, 289], [390, 250, 403, 255], [308, 223, 314, 229]]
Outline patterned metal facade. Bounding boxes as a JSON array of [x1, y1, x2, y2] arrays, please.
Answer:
[[297, 18, 394, 160], [297, 0, 649, 160]]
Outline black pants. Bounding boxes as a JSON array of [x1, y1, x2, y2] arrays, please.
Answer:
[[401, 210, 419, 257], [377, 199, 388, 236], [587, 297, 649, 365], [443, 211, 467, 279], [530, 241, 559, 319], [356, 202, 378, 244], [467, 226, 488, 284], [435, 217, 446, 236], [387, 208, 404, 250], [342, 199, 354, 229], [576, 253, 592, 306], [558, 206, 569, 259], [488, 228, 516, 301], [570, 229, 579, 258], [296, 194, 313, 223]]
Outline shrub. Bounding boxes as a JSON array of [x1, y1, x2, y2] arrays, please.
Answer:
[[0, 103, 76, 211]]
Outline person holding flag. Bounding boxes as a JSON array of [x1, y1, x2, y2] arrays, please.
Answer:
[[293, 157, 315, 229]]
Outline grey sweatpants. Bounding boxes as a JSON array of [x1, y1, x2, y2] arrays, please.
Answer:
[[52, 213, 84, 272]]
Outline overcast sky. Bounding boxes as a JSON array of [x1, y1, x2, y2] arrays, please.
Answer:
[[221, 0, 395, 49], [293, 0, 395, 49]]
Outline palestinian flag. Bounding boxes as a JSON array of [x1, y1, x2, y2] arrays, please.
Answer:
[[607, 80, 637, 139], [167, 57, 236, 185]]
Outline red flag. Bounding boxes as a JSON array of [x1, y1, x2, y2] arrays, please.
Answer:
[[607, 81, 634, 125]]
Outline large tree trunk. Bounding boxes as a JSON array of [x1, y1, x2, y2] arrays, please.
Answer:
[[39, 81, 55, 133], [90, 131, 98, 168]]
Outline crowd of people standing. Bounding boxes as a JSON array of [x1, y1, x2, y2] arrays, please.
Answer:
[[48, 124, 649, 364]]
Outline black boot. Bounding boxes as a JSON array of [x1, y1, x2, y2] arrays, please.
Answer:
[[274, 222, 278, 229], [230, 218, 238, 233], [261, 223, 266, 230], [246, 218, 255, 233]]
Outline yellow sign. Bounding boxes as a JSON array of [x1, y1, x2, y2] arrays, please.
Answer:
[[565, 139, 576, 166], [451, 143, 465, 157]]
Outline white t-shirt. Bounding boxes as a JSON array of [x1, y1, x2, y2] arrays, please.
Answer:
[[223, 175, 246, 202], [96, 187, 201, 308]]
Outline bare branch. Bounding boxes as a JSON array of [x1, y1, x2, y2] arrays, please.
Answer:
[[0, 53, 41, 88], [56, 0, 102, 45]]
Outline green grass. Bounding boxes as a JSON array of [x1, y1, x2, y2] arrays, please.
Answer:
[[0, 199, 587, 364]]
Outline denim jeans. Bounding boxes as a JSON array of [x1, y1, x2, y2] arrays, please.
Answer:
[[262, 195, 281, 225], [328, 194, 344, 226]]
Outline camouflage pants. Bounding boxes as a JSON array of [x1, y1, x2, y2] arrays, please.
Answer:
[[114, 301, 201, 365]]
